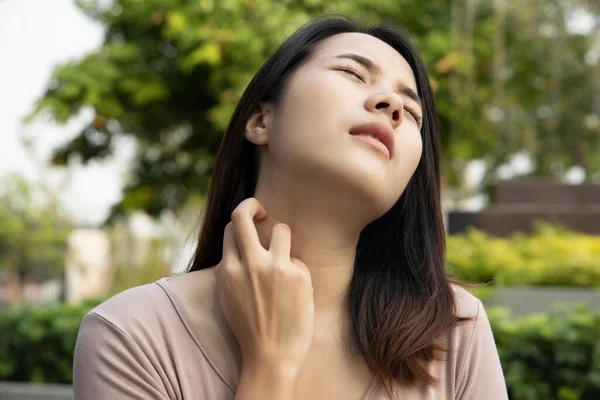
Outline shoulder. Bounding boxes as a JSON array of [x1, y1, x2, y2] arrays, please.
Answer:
[[73, 279, 179, 398], [74, 270, 240, 398], [85, 278, 174, 333], [444, 283, 491, 365], [75, 277, 182, 364], [449, 282, 485, 320], [447, 284, 509, 398], [81, 267, 226, 355], [443, 284, 508, 397], [167, 267, 218, 313]]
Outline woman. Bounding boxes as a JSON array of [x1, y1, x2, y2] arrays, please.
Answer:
[[73, 15, 508, 399]]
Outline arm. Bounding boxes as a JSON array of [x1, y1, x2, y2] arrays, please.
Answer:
[[73, 312, 168, 400], [455, 301, 509, 400]]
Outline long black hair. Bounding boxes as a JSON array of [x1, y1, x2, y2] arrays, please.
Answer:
[[188, 15, 471, 399]]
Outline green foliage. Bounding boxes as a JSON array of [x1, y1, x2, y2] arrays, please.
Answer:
[[0, 176, 71, 283], [0, 297, 103, 383], [489, 305, 600, 400], [447, 223, 600, 288], [27, 0, 600, 219]]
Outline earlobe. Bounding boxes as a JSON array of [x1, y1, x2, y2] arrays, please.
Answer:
[[244, 102, 272, 145]]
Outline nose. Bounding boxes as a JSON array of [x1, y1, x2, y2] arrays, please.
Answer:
[[365, 92, 403, 130]]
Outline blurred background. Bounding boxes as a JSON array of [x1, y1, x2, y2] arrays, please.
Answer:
[[0, 0, 599, 399]]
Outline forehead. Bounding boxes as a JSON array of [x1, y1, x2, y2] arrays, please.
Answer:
[[313, 32, 418, 92]]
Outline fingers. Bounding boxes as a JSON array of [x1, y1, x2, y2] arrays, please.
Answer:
[[290, 257, 311, 277], [230, 198, 268, 262], [222, 222, 240, 262], [269, 223, 291, 261]]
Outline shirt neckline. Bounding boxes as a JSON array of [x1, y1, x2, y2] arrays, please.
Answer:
[[156, 276, 379, 399], [155, 276, 238, 394]]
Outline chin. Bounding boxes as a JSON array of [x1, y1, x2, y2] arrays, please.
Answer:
[[360, 176, 409, 216], [346, 179, 403, 220]]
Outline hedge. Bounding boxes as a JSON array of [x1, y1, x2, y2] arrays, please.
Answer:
[[0, 297, 104, 384], [447, 223, 600, 288], [1, 299, 599, 399], [489, 305, 600, 400]]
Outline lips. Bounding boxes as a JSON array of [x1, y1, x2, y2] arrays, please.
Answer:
[[349, 122, 394, 159]]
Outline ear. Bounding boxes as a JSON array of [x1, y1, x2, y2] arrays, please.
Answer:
[[244, 102, 273, 145]]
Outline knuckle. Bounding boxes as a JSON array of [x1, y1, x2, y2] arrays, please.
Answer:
[[231, 208, 243, 221], [273, 223, 290, 234], [272, 261, 287, 275], [301, 270, 313, 283], [292, 267, 308, 280], [291, 263, 311, 282]]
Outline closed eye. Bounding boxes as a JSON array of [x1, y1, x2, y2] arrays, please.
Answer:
[[337, 65, 423, 130], [404, 107, 423, 129], [336, 66, 366, 83]]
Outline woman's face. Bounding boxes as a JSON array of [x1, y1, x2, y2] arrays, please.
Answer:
[[261, 32, 424, 218]]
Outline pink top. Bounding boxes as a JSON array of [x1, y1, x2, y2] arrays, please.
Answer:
[[73, 277, 508, 399]]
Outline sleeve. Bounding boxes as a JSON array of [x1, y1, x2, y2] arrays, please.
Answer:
[[455, 300, 509, 400], [73, 312, 169, 400]]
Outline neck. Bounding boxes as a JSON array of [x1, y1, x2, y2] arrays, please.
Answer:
[[252, 170, 376, 317]]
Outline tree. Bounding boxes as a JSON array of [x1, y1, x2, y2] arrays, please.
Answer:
[[26, 0, 600, 219], [0, 176, 71, 301], [443, 0, 600, 199]]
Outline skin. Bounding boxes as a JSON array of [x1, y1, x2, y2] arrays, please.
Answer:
[[244, 31, 423, 316], [171, 32, 424, 399]]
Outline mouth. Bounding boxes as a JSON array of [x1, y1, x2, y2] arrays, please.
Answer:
[[349, 122, 394, 159]]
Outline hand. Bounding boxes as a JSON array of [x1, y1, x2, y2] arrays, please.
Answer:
[[214, 198, 315, 374]]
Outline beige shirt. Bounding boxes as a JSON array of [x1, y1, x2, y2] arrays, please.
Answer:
[[73, 277, 508, 399]]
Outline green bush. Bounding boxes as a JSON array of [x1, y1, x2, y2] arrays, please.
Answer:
[[489, 305, 600, 400], [447, 223, 600, 288], [0, 297, 104, 384]]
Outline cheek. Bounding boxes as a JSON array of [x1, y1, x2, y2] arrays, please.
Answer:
[[412, 135, 424, 166], [271, 74, 348, 150], [283, 74, 346, 124], [395, 131, 423, 182]]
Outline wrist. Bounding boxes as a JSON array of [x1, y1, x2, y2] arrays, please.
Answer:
[[237, 361, 300, 399], [243, 357, 301, 381], [243, 346, 306, 377]]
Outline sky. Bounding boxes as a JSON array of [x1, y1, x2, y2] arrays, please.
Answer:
[[0, 0, 133, 226]]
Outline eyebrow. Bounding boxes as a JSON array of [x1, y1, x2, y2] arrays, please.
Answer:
[[334, 52, 423, 108]]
